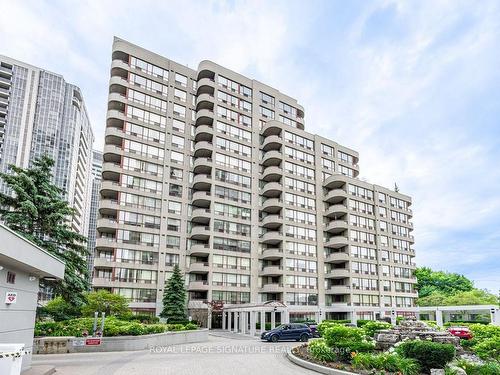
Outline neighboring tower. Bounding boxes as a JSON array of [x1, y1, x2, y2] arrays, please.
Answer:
[[0, 56, 94, 236], [86, 150, 103, 284]]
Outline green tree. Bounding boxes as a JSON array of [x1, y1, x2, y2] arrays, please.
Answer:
[[418, 289, 497, 307], [39, 296, 82, 321], [0, 156, 89, 305], [81, 290, 130, 316], [160, 265, 187, 321], [415, 267, 474, 298]]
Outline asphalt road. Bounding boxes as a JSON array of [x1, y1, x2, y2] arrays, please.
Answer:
[[32, 331, 317, 375]]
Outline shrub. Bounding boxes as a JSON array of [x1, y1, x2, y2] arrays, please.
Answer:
[[34, 317, 196, 337], [184, 323, 198, 330], [363, 321, 392, 337], [322, 325, 374, 361], [317, 321, 343, 336], [352, 352, 420, 375], [472, 337, 500, 361], [38, 296, 82, 321], [356, 319, 371, 328], [118, 313, 160, 324], [396, 340, 456, 372], [455, 359, 500, 375], [81, 291, 130, 317], [309, 339, 337, 362]]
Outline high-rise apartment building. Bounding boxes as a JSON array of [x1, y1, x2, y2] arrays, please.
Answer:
[[86, 150, 103, 283], [93, 37, 416, 323], [0, 56, 94, 236]]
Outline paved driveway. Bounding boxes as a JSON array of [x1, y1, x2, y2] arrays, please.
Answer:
[[32, 331, 317, 375]]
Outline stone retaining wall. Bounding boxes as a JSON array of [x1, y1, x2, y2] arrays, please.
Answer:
[[34, 329, 208, 354]]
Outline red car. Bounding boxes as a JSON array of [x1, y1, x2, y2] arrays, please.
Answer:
[[447, 327, 473, 340]]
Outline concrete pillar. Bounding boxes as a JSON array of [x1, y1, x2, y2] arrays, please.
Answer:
[[351, 310, 358, 326], [234, 312, 239, 333], [222, 312, 226, 330], [390, 309, 397, 326], [240, 312, 245, 333], [227, 311, 232, 331], [318, 310, 324, 323], [250, 311, 256, 336], [241, 312, 246, 334], [490, 308, 500, 326], [260, 311, 266, 335], [283, 309, 290, 324], [436, 309, 443, 327], [271, 311, 276, 329]]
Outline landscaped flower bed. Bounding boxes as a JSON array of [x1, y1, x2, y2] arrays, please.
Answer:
[[35, 316, 198, 337], [292, 320, 500, 375]]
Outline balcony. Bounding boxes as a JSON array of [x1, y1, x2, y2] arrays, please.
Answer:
[[95, 237, 116, 250], [262, 166, 282, 182], [262, 135, 282, 151], [193, 141, 213, 158], [193, 157, 213, 174], [261, 120, 282, 136], [324, 236, 349, 249], [192, 174, 212, 191], [194, 125, 213, 142], [98, 199, 119, 216], [324, 252, 350, 263], [259, 231, 283, 245], [324, 189, 348, 204], [260, 283, 283, 293], [259, 266, 284, 277], [197, 77, 216, 93], [192, 191, 211, 207], [195, 109, 214, 126], [325, 269, 351, 279], [188, 262, 210, 273], [326, 285, 351, 295], [324, 174, 349, 190], [261, 150, 282, 167], [187, 244, 210, 256], [260, 215, 283, 229], [190, 226, 211, 240], [259, 248, 284, 260], [261, 198, 282, 214], [195, 93, 215, 110], [191, 208, 211, 224], [188, 280, 210, 291], [325, 220, 348, 234], [325, 204, 348, 218], [96, 218, 117, 231], [261, 181, 282, 198]]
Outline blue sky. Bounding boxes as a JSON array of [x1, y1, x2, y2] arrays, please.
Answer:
[[1, 0, 499, 291]]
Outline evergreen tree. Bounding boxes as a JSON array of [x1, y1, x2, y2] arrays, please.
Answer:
[[160, 264, 187, 321], [0, 156, 89, 305]]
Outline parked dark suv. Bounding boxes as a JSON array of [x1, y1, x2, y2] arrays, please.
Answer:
[[261, 323, 312, 342]]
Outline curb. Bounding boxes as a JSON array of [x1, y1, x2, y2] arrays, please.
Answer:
[[286, 349, 357, 375]]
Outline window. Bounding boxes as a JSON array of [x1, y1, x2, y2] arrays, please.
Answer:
[[169, 184, 182, 197], [170, 167, 183, 180], [215, 153, 251, 172], [321, 144, 334, 157], [338, 150, 355, 165], [339, 164, 355, 177], [6, 271, 15, 284], [168, 201, 182, 215], [174, 88, 187, 102], [129, 73, 168, 96], [285, 146, 315, 164], [218, 76, 252, 97], [260, 106, 275, 119], [286, 292, 317, 306], [213, 219, 251, 236], [216, 137, 251, 157], [173, 104, 186, 117], [285, 132, 314, 150], [286, 242, 316, 257], [261, 92, 275, 105], [285, 192, 315, 210], [167, 218, 181, 231], [126, 122, 165, 144], [215, 169, 251, 188], [279, 101, 299, 117], [322, 158, 334, 171], [216, 121, 251, 142], [171, 135, 185, 149], [170, 151, 184, 164], [126, 105, 166, 128], [130, 57, 168, 81], [284, 177, 315, 194], [166, 235, 180, 249], [286, 225, 316, 241], [284, 161, 315, 180], [213, 237, 251, 253], [378, 192, 386, 204], [175, 73, 187, 87], [172, 119, 185, 133], [215, 185, 251, 204], [128, 89, 167, 111]]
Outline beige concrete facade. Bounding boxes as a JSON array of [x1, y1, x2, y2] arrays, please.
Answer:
[[93, 37, 416, 323]]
